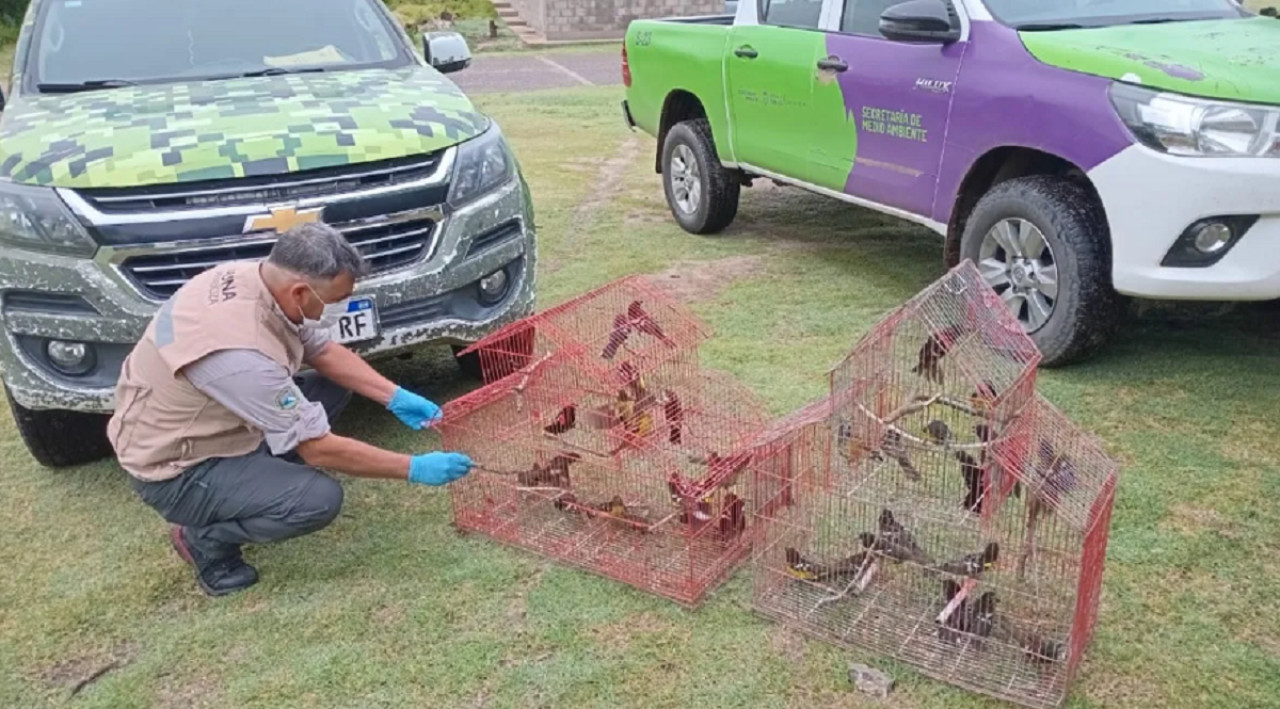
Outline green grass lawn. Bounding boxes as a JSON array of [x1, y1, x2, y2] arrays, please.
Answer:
[[3, 86, 1280, 709]]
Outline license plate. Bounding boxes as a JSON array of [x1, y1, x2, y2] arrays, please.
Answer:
[[327, 297, 380, 345]]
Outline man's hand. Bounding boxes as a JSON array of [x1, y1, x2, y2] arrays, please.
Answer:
[[409, 452, 473, 486], [387, 387, 443, 430]]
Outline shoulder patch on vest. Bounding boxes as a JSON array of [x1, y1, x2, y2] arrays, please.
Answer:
[[276, 385, 301, 411]]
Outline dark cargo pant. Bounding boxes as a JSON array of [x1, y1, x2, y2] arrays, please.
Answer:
[[130, 372, 352, 561]]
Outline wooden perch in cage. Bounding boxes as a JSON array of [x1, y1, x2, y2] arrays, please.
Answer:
[[936, 577, 978, 625], [808, 558, 879, 613]]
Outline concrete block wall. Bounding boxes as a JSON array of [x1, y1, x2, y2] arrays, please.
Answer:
[[540, 0, 722, 40], [509, 0, 548, 33]]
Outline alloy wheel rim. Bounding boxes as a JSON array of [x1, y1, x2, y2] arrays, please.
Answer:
[[978, 218, 1060, 333]]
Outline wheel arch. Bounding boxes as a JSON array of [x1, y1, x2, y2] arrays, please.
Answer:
[[945, 146, 1110, 268], [655, 90, 709, 174]]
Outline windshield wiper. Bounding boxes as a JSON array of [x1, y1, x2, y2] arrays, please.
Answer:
[[1127, 16, 1191, 24], [1013, 22, 1087, 30], [239, 67, 327, 78], [36, 79, 137, 93]]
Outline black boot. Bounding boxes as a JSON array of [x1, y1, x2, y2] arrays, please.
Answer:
[[169, 525, 259, 597]]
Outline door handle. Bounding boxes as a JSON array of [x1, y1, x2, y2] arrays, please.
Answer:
[[817, 56, 848, 72], [734, 45, 758, 59]]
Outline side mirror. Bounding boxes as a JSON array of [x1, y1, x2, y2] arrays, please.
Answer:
[[879, 0, 961, 43], [423, 31, 472, 74]]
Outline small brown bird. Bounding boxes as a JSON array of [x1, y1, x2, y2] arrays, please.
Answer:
[[601, 313, 631, 360], [519, 452, 581, 488], [957, 451, 985, 513], [882, 429, 921, 481], [933, 542, 1000, 578], [663, 389, 683, 444], [924, 419, 953, 445], [911, 325, 963, 385], [627, 300, 674, 346], [969, 379, 998, 415], [544, 405, 577, 435], [718, 493, 746, 539]]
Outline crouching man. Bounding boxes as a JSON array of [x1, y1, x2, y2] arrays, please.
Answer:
[[107, 222, 472, 597]]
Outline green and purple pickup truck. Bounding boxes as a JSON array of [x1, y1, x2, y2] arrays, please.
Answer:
[[622, 0, 1279, 365]]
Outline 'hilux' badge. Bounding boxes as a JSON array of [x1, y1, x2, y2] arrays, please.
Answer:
[[244, 206, 325, 234]]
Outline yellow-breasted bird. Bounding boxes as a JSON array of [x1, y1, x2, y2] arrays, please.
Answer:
[[784, 547, 870, 583], [969, 379, 998, 415]]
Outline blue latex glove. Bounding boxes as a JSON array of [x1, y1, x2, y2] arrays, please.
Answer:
[[387, 386, 442, 430], [409, 452, 473, 486]]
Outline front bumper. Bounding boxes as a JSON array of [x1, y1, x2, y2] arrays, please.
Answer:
[[0, 174, 536, 414], [1090, 145, 1280, 300]]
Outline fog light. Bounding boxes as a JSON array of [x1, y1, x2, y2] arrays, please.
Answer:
[[478, 269, 509, 305], [46, 339, 94, 375], [1192, 222, 1233, 254]]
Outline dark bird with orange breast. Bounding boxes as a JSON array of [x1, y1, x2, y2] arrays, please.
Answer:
[[911, 325, 964, 385]]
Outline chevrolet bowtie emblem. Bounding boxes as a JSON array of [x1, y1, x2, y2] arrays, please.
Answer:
[[244, 205, 324, 234]]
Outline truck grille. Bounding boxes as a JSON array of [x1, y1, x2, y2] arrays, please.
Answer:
[[77, 153, 445, 213], [119, 216, 438, 300]]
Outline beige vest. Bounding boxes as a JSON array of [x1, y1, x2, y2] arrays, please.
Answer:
[[107, 261, 304, 481]]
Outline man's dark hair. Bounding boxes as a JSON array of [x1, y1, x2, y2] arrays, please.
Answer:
[[267, 222, 368, 280]]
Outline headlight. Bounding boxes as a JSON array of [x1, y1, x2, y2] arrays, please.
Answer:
[[447, 124, 514, 208], [1109, 83, 1280, 158], [0, 181, 97, 256]]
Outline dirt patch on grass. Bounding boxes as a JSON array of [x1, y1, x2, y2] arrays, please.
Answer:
[[155, 670, 225, 709], [38, 642, 138, 697], [586, 611, 681, 653], [768, 627, 810, 664], [650, 255, 767, 303], [372, 602, 407, 627], [1161, 504, 1243, 540]]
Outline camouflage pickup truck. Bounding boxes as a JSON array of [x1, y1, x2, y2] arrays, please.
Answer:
[[0, 0, 537, 468]]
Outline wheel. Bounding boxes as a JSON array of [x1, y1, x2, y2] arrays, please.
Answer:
[[4, 386, 113, 468], [452, 324, 536, 384], [960, 175, 1123, 367], [661, 119, 740, 235]]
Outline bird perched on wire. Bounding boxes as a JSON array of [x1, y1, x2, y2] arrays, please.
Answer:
[[932, 542, 1000, 578], [601, 313, 632, 360], [627, 300, 675, 347], [911, 325, 964, 385], [544, 405, 577, 435], [663, 389, 683, 444], [519, 452, 581, 488], [613, 361, 656, 441], [969, 379, 998, 416], [881, 429, 921, 481], [668, 473, 714, 527], [718, 493, 746, 540], [785, 547, 870, 584], [956, 450, 985, 513], [924, 419, 953, 446], [873, 508, 931, 564], [1032, 438, 1077, 509]]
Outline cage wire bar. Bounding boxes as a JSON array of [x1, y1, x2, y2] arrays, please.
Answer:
[[441, 276, 768, 606], [749, 261, 1121, 709]]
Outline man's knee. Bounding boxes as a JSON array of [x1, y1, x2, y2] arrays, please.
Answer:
[[287, 473, 345, 534]]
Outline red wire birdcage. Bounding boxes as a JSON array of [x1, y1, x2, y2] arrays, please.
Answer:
[[441, 277, 768, 606], [749, 261, 1120, 708], [455, 274, 710, 385]]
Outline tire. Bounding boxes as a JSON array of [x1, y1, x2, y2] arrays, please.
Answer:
[[959, 175, 1123, 367], [452, 324, 536, 384], [661, 119, 740, 235], [5, 386, 113, 468]]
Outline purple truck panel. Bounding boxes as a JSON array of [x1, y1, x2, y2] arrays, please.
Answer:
[[828, 21, 1135, 227]]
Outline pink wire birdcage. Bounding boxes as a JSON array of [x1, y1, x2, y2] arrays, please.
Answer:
[[440, 277, 769, 606], [749, 261, 1120, 708]]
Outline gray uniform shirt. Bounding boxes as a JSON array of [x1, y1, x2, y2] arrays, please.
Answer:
[[182, 324, 335, 455]]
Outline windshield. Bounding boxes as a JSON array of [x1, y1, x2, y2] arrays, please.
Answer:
[[985, 0, 1246, 28], [29, 0, 411, 91]]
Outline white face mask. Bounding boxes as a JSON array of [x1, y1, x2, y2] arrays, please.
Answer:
[[301, 285, 342, 331]]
